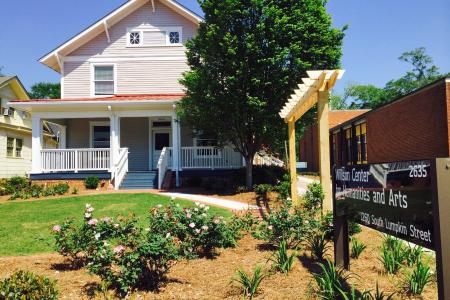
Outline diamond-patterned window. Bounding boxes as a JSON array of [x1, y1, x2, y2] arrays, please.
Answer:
[[169, 31, 180, 44], [129, 32, 141, 45]]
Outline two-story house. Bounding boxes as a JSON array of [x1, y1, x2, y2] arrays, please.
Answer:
[[11, 0, 243, 189], [1, 76, 57, 178]]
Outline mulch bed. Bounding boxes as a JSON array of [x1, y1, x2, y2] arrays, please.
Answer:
[[0, 227, 438, 299]]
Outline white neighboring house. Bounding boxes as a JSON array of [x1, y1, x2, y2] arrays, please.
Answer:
[[0, 76, 57, 178], [10, 0, 243, 190]]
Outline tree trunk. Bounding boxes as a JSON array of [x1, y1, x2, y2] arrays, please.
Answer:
[[245, 156, 253, 191]]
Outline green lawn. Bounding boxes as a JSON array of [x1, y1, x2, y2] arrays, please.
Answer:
[[0, 193, 232, 256]]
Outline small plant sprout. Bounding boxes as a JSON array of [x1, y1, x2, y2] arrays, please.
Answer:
[[231, 265, 267, 299], [404, 260, 434, 296], [268, 240, 295, 274], [350, 237, 367, 259]]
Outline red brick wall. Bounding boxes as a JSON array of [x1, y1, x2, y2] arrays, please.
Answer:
[[299, 124, 319, 172], [366, 81, 449, 163]]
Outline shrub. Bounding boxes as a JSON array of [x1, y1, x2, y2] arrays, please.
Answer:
[[268, 240, 295, 274], [0, 270, 59, 300], [304, 182, 324, 212], [275, 174, 291, 201], [231, 265, 267, 300], [148, 201, 240, 258], [313, 260, 350, 300], [4, 176, 29, 194], [230, 211, 259, 233], [53, 183, 69, 195], [404, 260, 433, 296], [253, 184, 273, 199], [52, 204, 140, 265], [350, 237, 367, 259], [320, 212, 361, 240], [252, 206, 308, 248], [380, 236, 405, 274], [235, 185, 247, 194], [84, 176, 100, 189], [87, 231, 178, 296]]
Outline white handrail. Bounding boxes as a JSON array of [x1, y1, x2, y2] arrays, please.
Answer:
[[40, 148, 111, 172], [178, 146, 242, 169], [114, 148, 129, 190], [157, 147, 170, 189]]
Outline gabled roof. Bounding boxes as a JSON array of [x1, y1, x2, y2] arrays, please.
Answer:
[[0, 76, 30, 100], [40, 0, 203, 73]]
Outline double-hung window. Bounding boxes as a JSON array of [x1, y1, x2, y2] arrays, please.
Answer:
[[6, 137, 23, 158], [93, 65, 115, 96]]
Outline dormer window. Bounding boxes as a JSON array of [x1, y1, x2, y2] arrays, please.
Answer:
[[129, 32, 141, 45], [169, 31, 180, 44]]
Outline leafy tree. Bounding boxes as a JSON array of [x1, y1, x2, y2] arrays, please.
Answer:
[[29, 82, 60, 99], [329, 94, 349, 110], [343, 47, 446, 109], [179, 0, 345, 189]]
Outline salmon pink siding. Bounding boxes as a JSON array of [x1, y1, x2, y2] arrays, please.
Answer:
[[61, 0, 197, 98]]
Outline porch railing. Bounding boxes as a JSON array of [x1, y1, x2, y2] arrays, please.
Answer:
[[40, 148, 111, 172], [114, 148, 129, 190], [178, 146, 242, 169], [157, 147, 170, 189]]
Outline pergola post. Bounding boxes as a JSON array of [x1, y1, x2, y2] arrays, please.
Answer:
[[279, 70, 344, 211], [288, 118, 298, 205], [318, 90, 332, 211]]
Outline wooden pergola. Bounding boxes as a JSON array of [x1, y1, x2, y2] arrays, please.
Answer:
[[279, 70, 345, 210]]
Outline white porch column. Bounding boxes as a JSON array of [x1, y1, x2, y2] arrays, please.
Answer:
[[171, 115, 180, 187], [31, 115, 42, 173], [110, 115, 120, 172], [58, 125, 66, 149]]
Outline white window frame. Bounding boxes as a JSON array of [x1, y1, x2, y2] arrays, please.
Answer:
[[90, 63, 117, 97], [126, 26, 183, 47], [89, 121, 111, 148], [126, 30, 143, 47]]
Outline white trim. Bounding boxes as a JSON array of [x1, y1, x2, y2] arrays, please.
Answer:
[[126, 30, 143, 47], [29, 110, 174, 120], [89, 121, 110, 148], [90, 63, 117, 97], [153, 128, 172, 170], [65, 55, 186, 62], [103, 21, 111, 43], [10, 100, 178, 108], [125, 26, 183, 47]]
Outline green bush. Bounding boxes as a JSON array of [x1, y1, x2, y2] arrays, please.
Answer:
[[253, 184, 273, 199], [0, 270, 59, 300], [380, 236, 405, 274], [306, 231, 330, 261], [84, 176, 100, 189], [53, 183, 70, 195], [313, 260, 350, 300], [304, 182, 324, 211], [275, 174, 291, 201]]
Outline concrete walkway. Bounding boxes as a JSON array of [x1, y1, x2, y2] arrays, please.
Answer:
[[160, 192, 259, 211], [297, 176, 318, 196]]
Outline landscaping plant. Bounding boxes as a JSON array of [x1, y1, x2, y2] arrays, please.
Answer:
[[313, 260, 350, 300], [148, 201, 240, 258], [303, 182, 325, 212], [252, 205, 309, 248], [405, 244, 424, 267], [0, 270, 59, 300], [84, 176, 100, 189], [268, 240, 295, 274], [404, 260, 434, 296], [379, 236, 405, 274], [306, 230, 330, 261], [363, 282, 395, 300], [231, 265, 267, 300], [350, 237, 367, 259]]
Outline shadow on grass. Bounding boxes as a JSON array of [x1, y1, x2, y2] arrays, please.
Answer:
[[256, 243, 278, 252], [50, 260, 84, 271]]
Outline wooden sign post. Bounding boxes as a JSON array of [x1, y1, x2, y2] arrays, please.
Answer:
[[332, 158, 449, 299]]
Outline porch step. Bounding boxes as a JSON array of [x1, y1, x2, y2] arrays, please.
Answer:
[[119, 171, 158, 190]]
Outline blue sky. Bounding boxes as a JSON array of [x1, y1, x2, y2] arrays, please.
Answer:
[[0, 0, 448, 95]]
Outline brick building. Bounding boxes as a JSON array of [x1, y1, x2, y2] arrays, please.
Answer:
[[299, 77, 450, 172]]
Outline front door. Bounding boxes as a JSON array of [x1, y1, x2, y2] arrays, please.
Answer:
[[153, 130, 171, 169]]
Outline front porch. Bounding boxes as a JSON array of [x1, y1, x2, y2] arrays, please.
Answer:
[[28, 111, 243, 190]]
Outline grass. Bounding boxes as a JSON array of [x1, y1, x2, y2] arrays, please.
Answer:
[[0, 193, 232, 256]]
